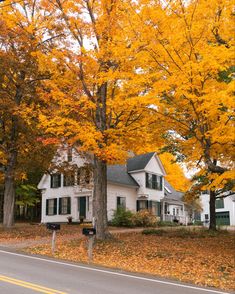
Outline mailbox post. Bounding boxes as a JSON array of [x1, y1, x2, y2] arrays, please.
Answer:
[[82, 227, 96, 263], [46, 223, 60, 254]]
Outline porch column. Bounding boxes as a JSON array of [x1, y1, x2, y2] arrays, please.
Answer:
[[162, 201, 165, 221]]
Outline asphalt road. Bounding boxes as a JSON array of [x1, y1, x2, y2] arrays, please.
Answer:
[[0, 248, 232, 294]]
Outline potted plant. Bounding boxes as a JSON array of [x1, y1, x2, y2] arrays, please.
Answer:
[[67, 216, 73, 224]]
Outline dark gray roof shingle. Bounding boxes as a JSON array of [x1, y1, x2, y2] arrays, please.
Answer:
[[107, 165, 139, 187], [127, 152, 155, 172], [164, 179, 184, 203]]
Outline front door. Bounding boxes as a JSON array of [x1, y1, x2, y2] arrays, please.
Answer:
[[78, 197, 86, 219]]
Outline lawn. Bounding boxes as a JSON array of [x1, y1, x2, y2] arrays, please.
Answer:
[[25, 228, 235, 291]]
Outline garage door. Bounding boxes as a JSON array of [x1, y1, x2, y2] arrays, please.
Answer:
[[216, 211, 230, 226]]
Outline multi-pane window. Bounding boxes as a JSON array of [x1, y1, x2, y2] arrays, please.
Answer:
[[50, 174, 61, 188], [117, 197, 126, 209], [59, 197, 71, 215], [46, 198, 57, 215], [215, 199, 224, 209], [146, 173, 162, 190], [63, 172, 75, 187], [76, 168, 91, 185], [137, 200, 148, 211]]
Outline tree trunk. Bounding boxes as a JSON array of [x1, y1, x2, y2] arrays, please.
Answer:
[[209, 190, 216, 231], [3, 154, 16, 228], [93, 155, 108, 240]]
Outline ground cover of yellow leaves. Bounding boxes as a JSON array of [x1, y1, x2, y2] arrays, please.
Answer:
[[0, 223, 83, 244], [28, 229, 235, 291]]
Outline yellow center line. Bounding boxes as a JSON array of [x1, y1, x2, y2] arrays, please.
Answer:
[[0, 275, 68, 294]]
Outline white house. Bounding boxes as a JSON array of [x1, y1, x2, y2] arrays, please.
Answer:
[[38, 147, 188, 224], [200, 192, 235, 226]]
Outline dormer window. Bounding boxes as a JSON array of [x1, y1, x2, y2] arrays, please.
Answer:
[[146, 173, 162, 190]]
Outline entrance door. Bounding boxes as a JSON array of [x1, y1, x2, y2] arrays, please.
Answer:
[[78, 197, 86, 219]]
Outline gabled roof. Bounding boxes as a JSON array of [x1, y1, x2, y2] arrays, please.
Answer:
[[107, 165, 139, 188], [127, 152, 155, 172], [164, 179, 184, 203]]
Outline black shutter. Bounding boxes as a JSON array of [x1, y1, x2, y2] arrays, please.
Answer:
[[117, 197, 121, 208], [67, 197, 71, 214], [160, 176, 163, 190], [54, 198, 57, 215], [158, 202, 161, 216], [46, 199, 49, 215], [58, 174, 61, 187], [59, 198, 62, 215], [137, 200, 140, 211], [146, 173, 148, 188], [50, 175, 53, 188]]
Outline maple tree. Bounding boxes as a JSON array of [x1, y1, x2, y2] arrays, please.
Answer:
[[128, 0, 234, 229], [0, 0, 60, 227], [37, 0, 161, 239], [159, 153, 190, 192]]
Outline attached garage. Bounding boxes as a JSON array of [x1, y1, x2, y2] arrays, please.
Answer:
[[216, 211, 230, 226]]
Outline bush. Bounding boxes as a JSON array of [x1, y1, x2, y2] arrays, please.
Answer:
[[111, 207, 134, 227], [142, 229, 165, 236], [157, 221, 178, 227], [193, 220, 203, 226], [132, 210, 158, 227]]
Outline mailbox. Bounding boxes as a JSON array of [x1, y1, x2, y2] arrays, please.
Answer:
[[82, 227, 96, 236], [46, 223, 61, 231]]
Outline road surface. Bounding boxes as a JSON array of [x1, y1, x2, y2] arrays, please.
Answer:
[[0, 248, 232, 294]]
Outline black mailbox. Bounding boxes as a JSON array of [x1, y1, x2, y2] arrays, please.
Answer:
[[82, 227, 96, 236], [46, 223, 61, 231]]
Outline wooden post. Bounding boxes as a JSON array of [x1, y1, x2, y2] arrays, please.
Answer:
[[88, 235, 94, 263], [52, 230, 56, 254]]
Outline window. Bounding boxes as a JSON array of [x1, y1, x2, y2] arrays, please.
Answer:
[[173, 208, 175, 216], [215, 199, 224, 209], [63, 172, 75, 187], [84, 168, 91, 184], [150, 201, 161, 216], [77, 169, 81, 185], [46, 198, 57, 215], [146, 173, 162, 190], [67, 148, 72, 162], [59, 197, 71, 215], [50, 174, 61, 188], [137, 200, 148, 211], [205, 214, 209, 220], [117, 197, 126, 209]]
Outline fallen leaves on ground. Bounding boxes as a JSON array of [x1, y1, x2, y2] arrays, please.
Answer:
[[27, 229, 235, 291]]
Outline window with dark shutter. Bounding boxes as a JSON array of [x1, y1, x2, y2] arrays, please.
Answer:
[[51, 174, 61, 188], [117, 197, 126, 209], [63, 172, 75, 187], [146, 173, 163, 190], [59, 197, 71, 215], [46, 198, 57, 215]]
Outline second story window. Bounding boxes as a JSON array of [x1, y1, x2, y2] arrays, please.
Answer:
[[50, 174, 61, 188], [146, 173, 162, 190], [64, 172, 75, 187], [215, 198, 224, 209], [67, 148, 72, 162]]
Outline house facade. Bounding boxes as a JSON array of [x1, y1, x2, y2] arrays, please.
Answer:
[[200, 192, 235, 226], [38, 147, 188, 224]]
